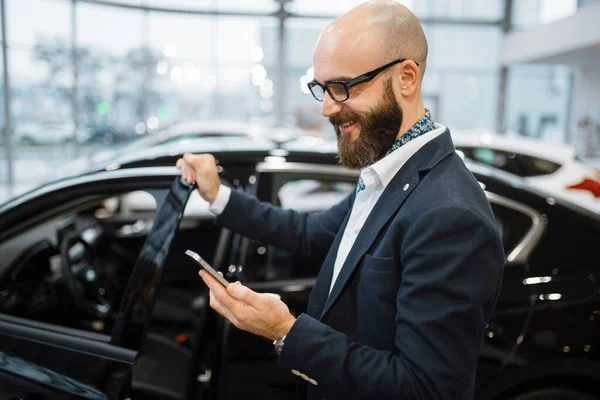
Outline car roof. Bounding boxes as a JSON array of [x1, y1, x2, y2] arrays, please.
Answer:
[[55, 135, 278, 178]]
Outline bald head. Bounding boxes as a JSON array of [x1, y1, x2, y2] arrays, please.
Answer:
[[315, 0, 428, 79]]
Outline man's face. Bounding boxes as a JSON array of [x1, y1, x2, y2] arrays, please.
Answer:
[[330, 78, 403, 170]]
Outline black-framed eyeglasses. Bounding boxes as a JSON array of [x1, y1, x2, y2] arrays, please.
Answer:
[[307, 58, 419, 102]]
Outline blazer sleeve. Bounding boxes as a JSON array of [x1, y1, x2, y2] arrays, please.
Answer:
[[278, 205, 505, 400], [215, 189, 354, 260]]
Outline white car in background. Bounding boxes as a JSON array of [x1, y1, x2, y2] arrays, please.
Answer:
[[14, 120, 92, 145], [452, 131, 600, 215]]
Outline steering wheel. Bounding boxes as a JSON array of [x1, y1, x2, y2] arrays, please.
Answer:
[[60, 232, 112, 317]]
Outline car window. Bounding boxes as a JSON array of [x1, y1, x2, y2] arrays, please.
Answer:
[[457, 146, 561, 177], [278, 179, 356, 212], [241, 171, 537, 281], [241, 176, 356, 282]]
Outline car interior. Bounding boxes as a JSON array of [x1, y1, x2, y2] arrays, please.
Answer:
[[0, 187, 232, 400]]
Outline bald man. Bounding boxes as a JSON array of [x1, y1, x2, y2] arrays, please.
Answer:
[[177, 1, 505, 399]]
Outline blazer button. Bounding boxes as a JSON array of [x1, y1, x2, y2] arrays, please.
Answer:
[[403, 183, 410, 191], [308, 378, 318, 385], [300, 373, 310, 381], [291, 369, 301, 376]]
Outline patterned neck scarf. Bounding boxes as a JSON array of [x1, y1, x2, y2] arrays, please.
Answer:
[[385, 108, 436, 156], [356, 109, 436, 193]]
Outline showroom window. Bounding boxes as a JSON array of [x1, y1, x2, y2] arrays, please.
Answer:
[[5, 0, 75, 191], [505, 65, 572, 144]]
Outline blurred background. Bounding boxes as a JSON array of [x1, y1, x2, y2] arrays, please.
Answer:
[[0, 0, 599, 203]]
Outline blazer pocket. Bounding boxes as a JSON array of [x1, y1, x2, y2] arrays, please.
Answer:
[[362, 253, 395, 272]]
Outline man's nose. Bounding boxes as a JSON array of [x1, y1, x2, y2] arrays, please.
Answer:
[[321, 92, 343, 118]]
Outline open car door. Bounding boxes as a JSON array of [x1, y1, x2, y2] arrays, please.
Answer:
[[0, 177, 196, 400]]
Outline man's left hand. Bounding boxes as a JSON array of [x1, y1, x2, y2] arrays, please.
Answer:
[[199, 270, 296, 341]]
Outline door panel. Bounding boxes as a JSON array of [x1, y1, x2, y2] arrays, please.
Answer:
[[0, 315, 136, 399], [0, 175, 198, 399]]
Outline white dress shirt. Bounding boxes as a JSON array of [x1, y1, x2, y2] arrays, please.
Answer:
[[208, 123, 447, 294]]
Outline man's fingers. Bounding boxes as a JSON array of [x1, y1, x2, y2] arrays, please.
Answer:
[[183, 165, 195, 184], [176, 158, 183, 169], [227, 282, 260, 306], [199, 270, 226, 295], [199, 270, 238, 310], [209, 290, 239, 325]]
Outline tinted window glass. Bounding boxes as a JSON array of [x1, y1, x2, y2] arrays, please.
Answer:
[[278, 179, 355, 212], [457, 146, 561, 177]]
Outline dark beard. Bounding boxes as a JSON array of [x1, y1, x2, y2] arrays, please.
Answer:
[[330, 79, 403, 170]]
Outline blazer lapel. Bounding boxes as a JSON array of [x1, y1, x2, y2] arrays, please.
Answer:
[[319, 171, 417, 320], [319, 129, 456, 320]]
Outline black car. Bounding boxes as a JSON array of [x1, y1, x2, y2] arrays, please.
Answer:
[[1, 136, 600, 400]]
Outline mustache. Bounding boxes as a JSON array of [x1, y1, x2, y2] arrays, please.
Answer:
[[329, 112, 360, 127]]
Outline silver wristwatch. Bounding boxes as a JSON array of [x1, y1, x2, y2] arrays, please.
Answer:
[[273, 335, 286, 355]]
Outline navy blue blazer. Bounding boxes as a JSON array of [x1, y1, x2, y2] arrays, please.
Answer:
[[215, 129, 505, 400]]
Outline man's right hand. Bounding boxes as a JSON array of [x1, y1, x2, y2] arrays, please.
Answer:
[[176, 153, 221, 204]]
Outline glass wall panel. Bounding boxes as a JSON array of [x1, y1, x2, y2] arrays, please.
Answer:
[[5, 51, 74, 195], [282, 18, 333, 134], [212, 17, 277, 122], [148, 0, 277, 13], [0, 14, 4, 187], [289, 0, 503, 20], [435, 71, 499, 130], [4, 0, 73, 198], [99, 0, 142, 5], [147, 15, 275, 127], [76, 3, 143, 148], [512, 0, 577, 30], [7, 0, 70, 47], [425, 24, 502, 69], [579, 0, 600, 8], [77, 3, 143, 56], [424, 24, 501, 130], [409, 0, 503, 20], [285, 19, 501, 134], [505, 65, 572, 144], [93, 0, 277, 11]]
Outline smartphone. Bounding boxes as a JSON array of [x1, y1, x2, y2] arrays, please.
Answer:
[[185, 249, 230, 287]]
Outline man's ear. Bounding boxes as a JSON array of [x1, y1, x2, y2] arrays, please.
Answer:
[[397, 61, 419, 96]]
